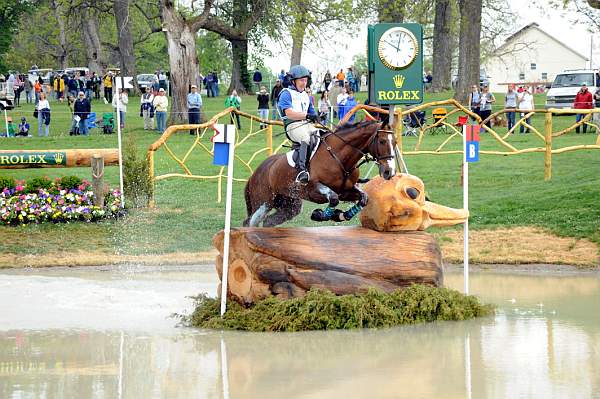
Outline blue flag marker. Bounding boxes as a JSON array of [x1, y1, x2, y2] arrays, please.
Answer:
[[465, 141, 479, 162], [213, 143, 230, 166], [212, 124, 234, 166]]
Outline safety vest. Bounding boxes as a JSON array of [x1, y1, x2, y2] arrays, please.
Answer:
[[278, 87, 310, 128]]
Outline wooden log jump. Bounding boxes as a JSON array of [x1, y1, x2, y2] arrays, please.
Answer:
[[0, 149, 119, 169]]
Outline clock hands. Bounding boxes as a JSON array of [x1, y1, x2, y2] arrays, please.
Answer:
[[383, 39, 401, 52]]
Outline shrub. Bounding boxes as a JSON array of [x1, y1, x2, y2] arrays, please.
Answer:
[[123, 135, 153, 208], [59, 175, 83, 190], [25, 176, 53, 193], [183, 286, 495, 332], [0, 176, 16, 190]]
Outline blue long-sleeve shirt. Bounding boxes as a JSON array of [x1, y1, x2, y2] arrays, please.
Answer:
[[187, 92, 202, 109]]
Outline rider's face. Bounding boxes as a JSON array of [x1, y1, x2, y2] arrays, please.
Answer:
[[295, 77, 308, 91]]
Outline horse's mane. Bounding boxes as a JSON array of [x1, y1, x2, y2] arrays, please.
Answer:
[[333, 120, 379, 135]]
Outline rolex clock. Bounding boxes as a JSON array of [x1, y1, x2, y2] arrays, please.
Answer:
[[368, 23, 423, 105], [378, 27, 419, 70]]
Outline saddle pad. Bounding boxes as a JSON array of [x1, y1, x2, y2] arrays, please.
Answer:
[[286, 138, 320, 168]]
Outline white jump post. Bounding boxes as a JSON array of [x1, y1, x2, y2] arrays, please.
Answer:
[[212, 124, 236, 317], [463, 123, 480, 295], [115, 76, 134, 208]]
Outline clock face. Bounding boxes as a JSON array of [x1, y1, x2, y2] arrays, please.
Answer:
[[378, 27, 419, 70]]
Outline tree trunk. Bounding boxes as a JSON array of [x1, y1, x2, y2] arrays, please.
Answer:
[[378, 0, 406, 22], [113, 0, 137, 85], [454, 0, 481, 105], [289, 12, 307, 66], [290, 32, 304, 66], [81, 9, 104, 75], [161, 3, 200, 124], [51, 0, 69, 69], [431, 0, 453, 92], [229, 38, 251, 94]]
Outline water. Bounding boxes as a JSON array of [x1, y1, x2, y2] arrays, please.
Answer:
[[0, 265, 599, 399]]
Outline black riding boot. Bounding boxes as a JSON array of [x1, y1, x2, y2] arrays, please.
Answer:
[[295, 142, 310, 184]]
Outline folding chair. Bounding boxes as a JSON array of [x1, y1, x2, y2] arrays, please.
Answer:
[[430, 107, 448, 135], [402, 110, 425, 136]]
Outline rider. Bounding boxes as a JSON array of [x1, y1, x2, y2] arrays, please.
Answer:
[[277, 64, 319, 184]]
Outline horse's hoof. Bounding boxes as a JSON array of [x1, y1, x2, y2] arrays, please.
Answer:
[[359, 194, 369, 208], [311, 209, 329, 222], [331, 209, 346, 222]]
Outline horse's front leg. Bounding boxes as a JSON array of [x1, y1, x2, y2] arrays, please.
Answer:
[[332, 185, 369, 222], [308, 183, 339, 222]]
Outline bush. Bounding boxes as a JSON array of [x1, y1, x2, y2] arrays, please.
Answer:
[[25, 176, 53, 193], [59, 175, 83, 190], [183, 285, 495, 332], [0, 176, 16, 190], [123, 135, 153, 208]]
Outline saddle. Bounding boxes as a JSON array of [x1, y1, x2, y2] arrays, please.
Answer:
[[286, 133, 321, 168]]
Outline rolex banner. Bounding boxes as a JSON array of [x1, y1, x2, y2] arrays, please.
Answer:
[[0, 152, 67, 167], [368, 23, 424, 106]]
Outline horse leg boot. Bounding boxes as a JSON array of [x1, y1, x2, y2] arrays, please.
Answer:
[[332, 187, 368, 222], [295, 141, 310, 184], [310, 183, 339, 222]]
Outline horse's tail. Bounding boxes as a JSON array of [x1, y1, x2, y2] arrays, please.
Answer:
[[243, 180, 253, 227]]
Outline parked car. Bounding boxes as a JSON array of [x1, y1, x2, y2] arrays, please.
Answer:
[[28, 68, 53, 85], [0, 82, 15, 110], [136, 73, 158, 90], [545, 69, 600, 109], [65, 67, 90, 77]]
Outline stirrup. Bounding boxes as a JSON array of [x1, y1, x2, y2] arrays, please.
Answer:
[[295, 170, 310, 184]]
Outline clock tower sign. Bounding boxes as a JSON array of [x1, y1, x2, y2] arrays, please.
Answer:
[[368, 23, 424, 106]]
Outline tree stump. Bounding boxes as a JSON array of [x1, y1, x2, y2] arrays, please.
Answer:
[[214, 226, 443, 305]]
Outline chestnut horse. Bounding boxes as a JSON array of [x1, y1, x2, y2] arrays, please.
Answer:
[[243, 120, 396, 227]]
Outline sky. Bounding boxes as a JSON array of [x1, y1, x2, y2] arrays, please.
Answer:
[[260, 1, 600, 81]]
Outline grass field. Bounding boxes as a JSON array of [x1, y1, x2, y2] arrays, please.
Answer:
[[1, 89, 599, 265]]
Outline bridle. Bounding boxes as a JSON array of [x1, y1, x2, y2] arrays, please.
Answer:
[[319, 123, 395, 187]]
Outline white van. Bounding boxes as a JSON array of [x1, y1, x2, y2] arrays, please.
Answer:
[[545, 69, 599, 109]]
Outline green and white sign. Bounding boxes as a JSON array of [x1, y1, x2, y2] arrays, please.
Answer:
[[368, 23, 424, 105], [0, 152, 67, 166]]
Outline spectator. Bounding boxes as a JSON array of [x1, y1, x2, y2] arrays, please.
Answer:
[[425, 71, 433, 91], [336, 69, 345, 87], [13, 74, 22, 107], [67, 75, 79, 99], [339, 89, 357, 122], [282, 71, 292, 88], [252, 69, 263, 92], [479, 85, 495, 128], [73, 91, 91, 136], [517, 85, 534, 134], [270, 79, 283, 120], [153, 88, 168, 133], [92, 72, 101, 100], [158, 70, 167, 91], [505, 84, 518, 132], [593, 85, 600, 130], [187, 84, 202, 135], [257, 86, 269, 129], [205, 72, 214, 97], [36, 92, 51, 137], [323, 70, 332, 91], [225, 90, 242, 129], [279, 69, 286, 82], [103, 71, 113, 103], [112, 89, 128, 129], [17, 117, 30, 137], [213, 71, 219, 97], [85, 74, 94, 100], [336, 87, 348, 120], [468, 84, 481, 121], [3, 116, 15, 137], [306, 88, 315, 107], [52, 75, 63, 102], [24, 78, 33, 104], [34, 80, 42, 105], [318, 91, 331, 126], [574, 83, 593, 133], [140, 86, 155, 130]]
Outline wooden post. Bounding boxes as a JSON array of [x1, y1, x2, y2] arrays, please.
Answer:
[[266, 124, 273, 156], [544, 112, 552, 181], [91, 154, 105, 207], [394, 107, 403, 153], [147, 150, 155, 208]]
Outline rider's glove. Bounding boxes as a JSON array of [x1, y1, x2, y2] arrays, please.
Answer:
[[306, 113, 319, 123]]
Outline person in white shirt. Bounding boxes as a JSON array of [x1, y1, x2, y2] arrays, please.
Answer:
[[112, 89, 129, 128], [140, 86, 155, 130], [517, 86, 534, 134], [36, 92, 51, 137], [153, 88, 169, 133], [336, 88, 348, 121]]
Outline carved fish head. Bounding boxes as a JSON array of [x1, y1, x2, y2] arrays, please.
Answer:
[[359, 174, 469, 232]]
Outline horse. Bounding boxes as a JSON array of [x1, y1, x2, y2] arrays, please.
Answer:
[[243, 120, 397, 227]]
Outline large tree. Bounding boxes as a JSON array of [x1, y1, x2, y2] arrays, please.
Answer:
[[454, 0, 482, 104], [431, 0, 454, 92], [0, 0, 32, 73]]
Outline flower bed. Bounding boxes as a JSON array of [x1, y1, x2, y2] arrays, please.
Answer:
[[0, 177, 124, 225]]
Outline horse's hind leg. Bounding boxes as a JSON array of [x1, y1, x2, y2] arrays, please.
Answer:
[[263, 198, 302, 227], [246, 203, 272, 227]]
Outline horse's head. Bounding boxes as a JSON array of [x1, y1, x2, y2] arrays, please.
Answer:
[[367, 123, 396, 180]]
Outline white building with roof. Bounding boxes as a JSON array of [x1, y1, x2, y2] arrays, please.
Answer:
[[483, 23, 589, 92]]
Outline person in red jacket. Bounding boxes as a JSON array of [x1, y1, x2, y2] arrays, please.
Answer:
[[574, 83, 593, 133]]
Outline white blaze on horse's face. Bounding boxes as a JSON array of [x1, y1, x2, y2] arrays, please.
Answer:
[[387, 133, 396, 176]]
